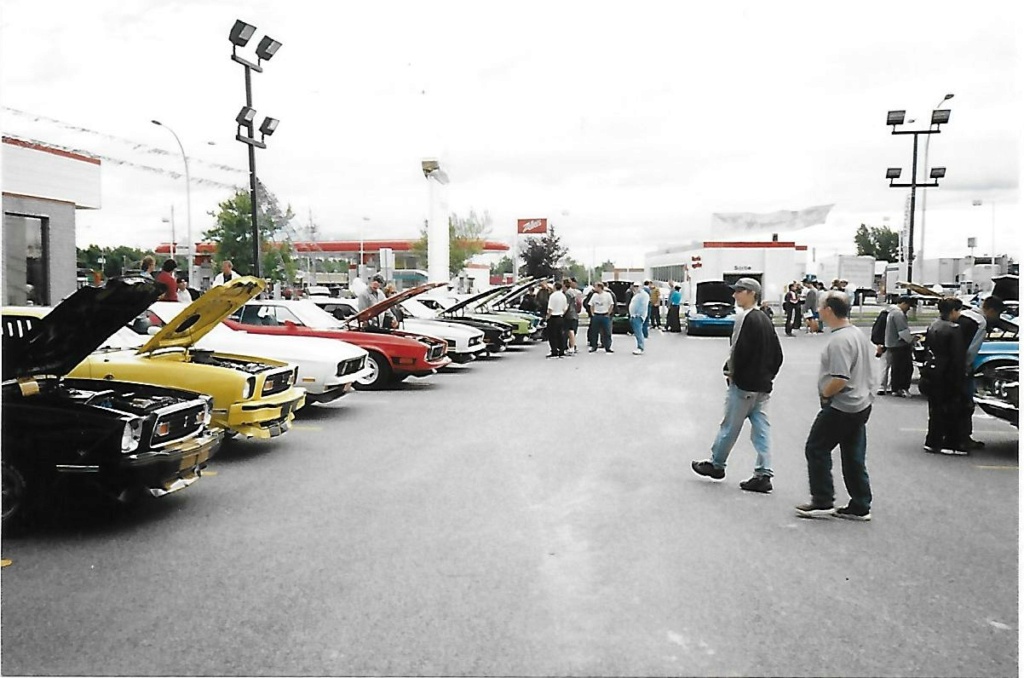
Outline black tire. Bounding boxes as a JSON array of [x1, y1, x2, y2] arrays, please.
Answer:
[[353, 352, 391, 390], [2, 460, 33, 533]]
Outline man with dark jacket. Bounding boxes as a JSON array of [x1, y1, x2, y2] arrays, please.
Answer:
[[921, 298, 967, 454], [692, 278, 784, 493]]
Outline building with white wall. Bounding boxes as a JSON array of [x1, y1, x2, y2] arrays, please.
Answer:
[[645, 240, 809, 304], [2, 136, 101, 305]]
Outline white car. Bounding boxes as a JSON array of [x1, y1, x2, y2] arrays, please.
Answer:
[[313, 297, 487, 363], [130, 302, 373, 404]]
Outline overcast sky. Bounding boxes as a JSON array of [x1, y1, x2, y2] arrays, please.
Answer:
[[1, 0, 1020, 268]]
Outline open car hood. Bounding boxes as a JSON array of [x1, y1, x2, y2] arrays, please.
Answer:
[[696, 281, 734, 306], [3, 277, 163, 381], [345, 282, 448, 326], [442, 285, 513, 314], [992, 275, 1019, 303], [138, 276, 266, 353]]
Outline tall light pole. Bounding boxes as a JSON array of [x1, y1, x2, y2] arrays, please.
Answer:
[[918, 93, 954, 266], [229, 19, 282, 279], [885, 106, 952, 285], [422, 159, 450, 283], [151, 120, 193, 284]]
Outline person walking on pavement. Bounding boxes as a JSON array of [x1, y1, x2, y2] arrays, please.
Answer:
[[667, 284, 683, 332], [784, 282, 801, 336], [650, 284, 662, 329], [795, 291, 875, 520], [587, 281, 615, 352], [920, 298, 967, 455], [692, 278, 783, 493], [545, 280, 568, 358], [628, 282, 650, 355], [803, 281, 820, 333], [885, 295, 918, 397]]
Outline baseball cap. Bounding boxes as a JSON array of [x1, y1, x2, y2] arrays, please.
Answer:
[[731, 277, 762, 296]]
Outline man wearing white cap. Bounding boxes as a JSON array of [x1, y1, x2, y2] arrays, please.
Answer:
[[691, 277, 784, 493]]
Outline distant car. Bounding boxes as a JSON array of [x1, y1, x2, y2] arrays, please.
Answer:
[[133, 302, 372, 405], [685, 280, 736, 336], [313, 297, 486, 364], [2, 278, 222, 530], [225, 286, 451, 390], [5, 277, 308, 440]]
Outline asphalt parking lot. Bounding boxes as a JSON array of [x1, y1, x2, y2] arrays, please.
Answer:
[[1, 327, 1018, 677]]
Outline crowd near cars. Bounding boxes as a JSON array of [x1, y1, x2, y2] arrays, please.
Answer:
[[2, 273, 1017, 530], [0, 276, 555, 531]]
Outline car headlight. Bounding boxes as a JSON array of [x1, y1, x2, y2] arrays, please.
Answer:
[[242, 376, 256, 400], [121, 420, 142, 453]]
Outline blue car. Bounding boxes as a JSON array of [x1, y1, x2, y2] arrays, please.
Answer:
[[685, 281, 736, 336]]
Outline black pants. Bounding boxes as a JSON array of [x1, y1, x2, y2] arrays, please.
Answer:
[[547, 316, 565, 356], [926, 384, 965, 450], [667, 305, 681, 332], [784, 304, 801, 334], [888, 345, 913, 392]]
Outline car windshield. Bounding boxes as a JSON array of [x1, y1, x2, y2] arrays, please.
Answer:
[[401, 299, 438, 319], [255, 300, 346, 329]]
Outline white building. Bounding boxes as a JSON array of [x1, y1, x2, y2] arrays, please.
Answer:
[[645, 240, 809, 304], [2, 136, 101, 305]]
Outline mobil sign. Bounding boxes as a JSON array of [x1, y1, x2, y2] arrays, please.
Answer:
[[517, 218, 548, 235]]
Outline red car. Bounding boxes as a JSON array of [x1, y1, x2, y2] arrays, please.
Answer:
[[225, 284, 450, 390]]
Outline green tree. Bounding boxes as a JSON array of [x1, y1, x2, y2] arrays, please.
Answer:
[[412, 209, 493, 277], [854, 224, 900, 262], [204, 180, 297, 282], [490, 255, 514, 276], [520, 225, 568, 279]]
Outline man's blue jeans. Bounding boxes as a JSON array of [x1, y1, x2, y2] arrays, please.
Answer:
[[629, 316, 646, 350], [804, 404, 872, 511], [710, 384, 772, 477]]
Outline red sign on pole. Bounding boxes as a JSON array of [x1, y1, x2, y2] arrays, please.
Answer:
[[517, 218, 548, 235]]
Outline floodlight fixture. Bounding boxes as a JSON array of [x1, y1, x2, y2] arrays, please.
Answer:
[[229, 20, 257, 47], [887, 110, 906, 126], [886, 167, 902, 179], [256, 36, 282, 61], [931, 109, 951, 125], [259, 117, 279, 136], [930, 167, 946, 179], [236, 106, 257, 126]]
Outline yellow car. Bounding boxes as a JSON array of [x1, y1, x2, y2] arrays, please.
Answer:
[[6, 277, 306, 439]]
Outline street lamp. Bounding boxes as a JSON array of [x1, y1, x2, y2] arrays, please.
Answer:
[[422, 159, 450, 283], [230, 18, 282, 279], [919, 93, 954, 265], [885, 103, 952, 285], [151, 119, 193, 285]]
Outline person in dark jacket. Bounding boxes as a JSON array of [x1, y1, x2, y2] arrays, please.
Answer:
[[922, 298, 967, 454], [692, 277, 784, 493]]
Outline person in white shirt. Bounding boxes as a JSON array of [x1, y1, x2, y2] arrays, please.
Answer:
[[628, 282, 650, 354], [211, 260, 237, 287], [545, 281, 569, 358], [587, 281, 615, 353]]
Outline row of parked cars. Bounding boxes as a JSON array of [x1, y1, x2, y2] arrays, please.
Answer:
[[1, 276, 546, 531]]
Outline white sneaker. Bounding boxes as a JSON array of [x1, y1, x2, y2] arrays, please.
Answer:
[[632, 348, 644, 355]]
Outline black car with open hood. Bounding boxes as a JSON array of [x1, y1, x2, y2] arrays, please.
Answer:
[[2, 278, 222, 531]]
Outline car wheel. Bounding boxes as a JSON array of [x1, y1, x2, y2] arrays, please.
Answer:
[[2, 460, 32, 531], [353, 352, 391, 390]]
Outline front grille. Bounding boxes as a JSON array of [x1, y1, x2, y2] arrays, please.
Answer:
[[338, 356, 366, 376], [261, 369, 294, 396], [427, 343, 446, 361], [149, 403, 206, 448]]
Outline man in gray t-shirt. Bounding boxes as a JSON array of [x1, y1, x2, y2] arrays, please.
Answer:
[[796, 290, 875, 521]]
